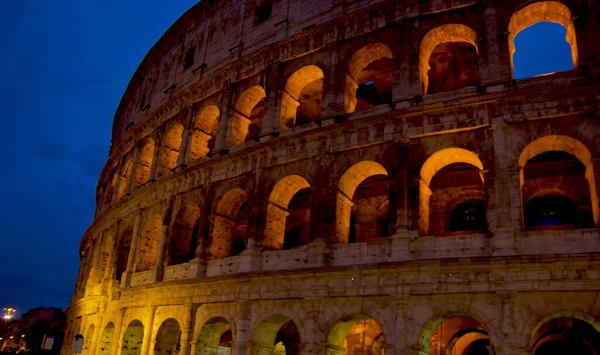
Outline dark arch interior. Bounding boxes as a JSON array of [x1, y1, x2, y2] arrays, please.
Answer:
[[464, 338, 491, 355], [525, 196, 578, 228], [449, 200, 486, 232], [274, 320, 300, 355], [513, 22, 574, 79], [355, 57, 393, 110], [115, 230, 133, 282], [427, 41, 480, 94], [349, 174, 390, 242], [245, 98, 265, 142], [534, 317, 600, 355], [428, 317, 490, 355], [230, 201, 249, 256], [283, 188, 312, 250], [523, 150, 593, 230], [429, 163, 486, 235], [294, 78, 323, 127]]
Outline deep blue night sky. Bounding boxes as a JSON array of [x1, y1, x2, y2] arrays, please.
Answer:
[[0, 2, 572, 318]]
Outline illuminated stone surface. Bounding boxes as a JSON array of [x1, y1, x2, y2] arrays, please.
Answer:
[[64, 1, 600, 355]]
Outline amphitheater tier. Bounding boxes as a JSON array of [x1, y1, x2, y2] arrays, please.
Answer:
[[66, 0, 600, 355]]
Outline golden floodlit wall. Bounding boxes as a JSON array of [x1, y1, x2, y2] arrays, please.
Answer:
[[64, 1, 600, 355]]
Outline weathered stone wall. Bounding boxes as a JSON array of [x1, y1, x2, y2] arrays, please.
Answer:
[[65, 0, 600, 355]]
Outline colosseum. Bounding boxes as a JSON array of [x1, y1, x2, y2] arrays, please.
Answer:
[[63, 0, 600, 354]]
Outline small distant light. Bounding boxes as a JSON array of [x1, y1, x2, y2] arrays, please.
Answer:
[[21, 335, 25, 337], [351, 278, 354, 281], [10, 336, 14, 339]]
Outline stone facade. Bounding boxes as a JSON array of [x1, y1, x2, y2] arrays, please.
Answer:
[[63, 1, 600, 355]]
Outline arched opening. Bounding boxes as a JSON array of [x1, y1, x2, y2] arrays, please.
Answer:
[[97, 323, 114, 355], [211, 188, 249, 259], [345, 43, 393, 113], [509, 1, 577, 78], [336, 161, 389, 244], [521, 151, 594, 230], [532, 317, 600, 355], [103, 171, 118, 208], [157, 123, 184, 178], [195, 318, 232, 355], [98, 234, 114, 282], [419, 148, 485, 236], [420, 316, 492, 355], [280, 65, 324, 129], [118, 156, 134, 199], [264, 176, 312, 250], [134, 138, 155, 188], [253, 315, 300, 355], [82, 325, 95, 355], [168, 203, 201, 265], [231, 86, 266, 146], [115, 229, 132, 282], [420, 24, 479, 95], [327, 315, 385, 355], [428, 163, 486, 235], [519, 135, 598, 230], [80, 247, 93, 291], [136, 214, 163, 272], [154, 318, 181, 355], [121, 320, 144, 355], [190, 105, 220, 162]]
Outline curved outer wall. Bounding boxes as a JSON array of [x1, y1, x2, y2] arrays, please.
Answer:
[[66, 0, 600, 355]]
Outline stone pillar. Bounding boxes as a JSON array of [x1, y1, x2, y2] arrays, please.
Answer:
[[127, 145, 141, 195], [188, 235, 207, 278], [321, 43, 345, 119], [391, 168, 413, 261], [262, 63, 282, 138], [149, 129, 165, 181], [177, 106, 194, 168], [112, 159, 124, 204], [264, 203, 289, 249], [238, 238, 262, 273], [490, 124, 520, 255], [393, 37, 420, 104], [179, 303, 193, 355], [418, 179, 432, 236], [586, 159, 600, 227], [494, 5, 515, 82], [123, 213, 142, 287], [140, 306, 157, 355], [183, 106, 197, 164], [307, 237, 326, 267], [87, 235, 103, 288], [89, 320, 102, 355], [334, 193, 353, 244], [232, 302, 252, 355], [488, 127, 520, 229], [572, 0, 599, 69], [111, 308, 126, 355], [103, 223, 120, 283], [309, 184, 337, 245], [153, 224, 169, 282], [214, 81, 233, 152], [482, 3, 504, 85], [189, 342, 198, 355], [394, 168, 410, 235]]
